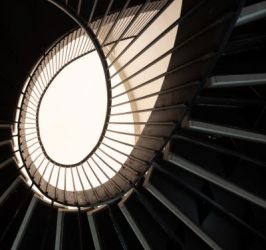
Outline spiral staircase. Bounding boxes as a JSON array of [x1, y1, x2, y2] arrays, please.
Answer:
[[0, 0, 266, 249]]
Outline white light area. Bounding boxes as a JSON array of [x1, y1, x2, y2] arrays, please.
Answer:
[[95, 7, 157, 45], [107, 0, 181, 135], [82, 162, 101, 187], [49, 164, 59, 185], [72, 168, 83, 190], [58, 167, 66, 189], [89, 157, 109, 183], [16, 27, 139, 196], [34, 153, 45, 168], [23, 60, 135, 192], [12, 0, 184, 208], [38, 161, 47, 176], [66, 168, 74, 190], [17, 62, 135, 196], [38, 52, 107, 165]]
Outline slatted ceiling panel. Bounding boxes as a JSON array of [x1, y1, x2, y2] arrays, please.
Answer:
[[188, 2, 266, 214], [15, 0, 174, 207], [143, 184, 222, 249], [182, 119, 266, 144], [86, 1, 166, 31], [172, 131, 266, 170], [154, 0, 241, 115], [4, 0, 265, 250], [181, 126, 265, 167], [146, 164, 266, 249], [139, 184, 248, 250], [155, 160, 248, 223], [168, 151, 266, 208], [110, 19, 176, 79], [107, 4, 178, 95], [106, 8, 137, 44]]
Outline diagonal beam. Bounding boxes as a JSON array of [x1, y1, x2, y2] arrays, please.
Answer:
[[11, 196, 38, 250], [168, 153, 266, 209], [119, 204, 152, 250], [236, 1, 266, 26], [55, 211, 64, 250], [87, 213, 102, 250], [206, 73, 266, 88], [0, 177, 20, 207], [144, 182, 222, 250], [183, 120, 266, 144]]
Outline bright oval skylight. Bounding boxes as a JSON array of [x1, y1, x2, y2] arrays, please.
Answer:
[[12, 0, 179, 209], [14, 27, 136, 208], [38, 51, 107, 165]]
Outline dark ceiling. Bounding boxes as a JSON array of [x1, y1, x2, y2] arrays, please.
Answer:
[[0, 0, 76, 94]]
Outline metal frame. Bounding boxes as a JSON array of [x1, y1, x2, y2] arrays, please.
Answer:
[[13, 0, 176, 208], [38, 0, 112, 168]]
